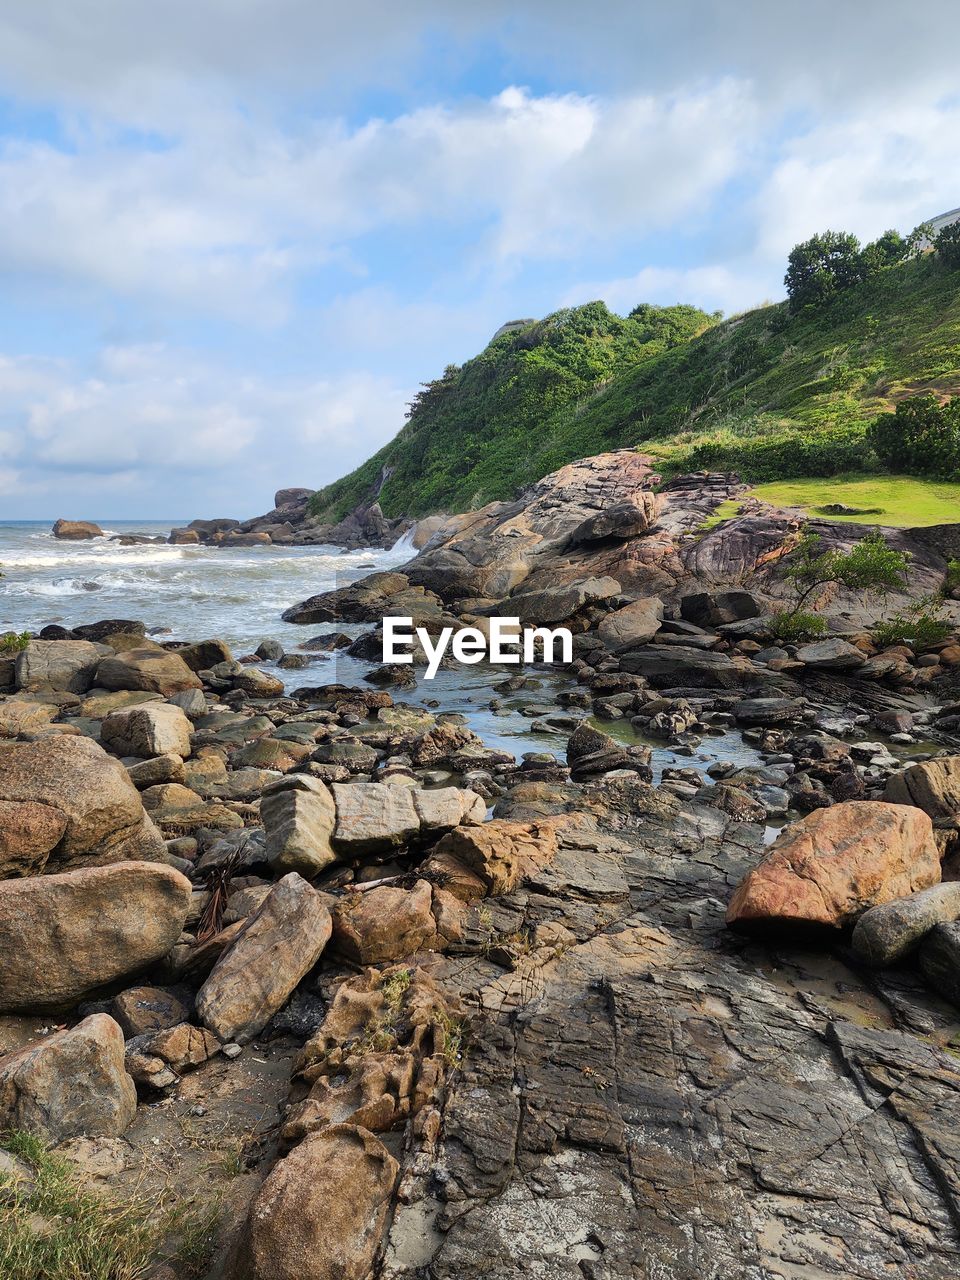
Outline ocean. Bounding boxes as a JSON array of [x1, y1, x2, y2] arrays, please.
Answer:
[[0, 519, 765, 773]]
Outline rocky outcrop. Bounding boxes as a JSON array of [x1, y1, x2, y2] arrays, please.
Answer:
[[727, 801, 940, 930], [0, 862, 192, 1010], [0, 1014, 136, 1142], [52, 518, 103, 540]]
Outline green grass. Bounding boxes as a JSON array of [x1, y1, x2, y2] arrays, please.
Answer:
[[747, 474, 960, 527], [311, 255, 960, 518], [0, 1131, 220, 1280]]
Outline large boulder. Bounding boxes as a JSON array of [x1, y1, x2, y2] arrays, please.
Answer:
[[680, 590, 760, 627], [15, 639, 105, 693], [197, 873, 332, 1044], [726, 801, 940, 931], [570, 496, 661, 543], [52, 518, 102, 540], [884, 756, 960, 818], [794, 639, 866, 671], [919, 922, 960, 1006], [232, 1125, 398, 1280], [851, 883, 960, 965], [431, 819, 559, 895], [96, 647, 202, 696], [597, 597, 664, 652], [0, 1014, 136, 1142], [0, 735, 165, 874], [0, 862, 192, 1010], [100, 703, 193, 759]]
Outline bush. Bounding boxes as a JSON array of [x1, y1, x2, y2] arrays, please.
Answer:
[[945, 558, 960, 593], [872, 598, 954, 649], [867, 393, 960, 478], [769, 609, 828, 643], [0, 631, 29, 653]]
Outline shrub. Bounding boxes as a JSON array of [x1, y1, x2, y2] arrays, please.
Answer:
[[769, 609, 828, 643], [945, 558, 960, 593], [783, 528, 909, 611], [867, 393, 960, 478], [0, 631, 29, 653], [873, 597, 954, 649]]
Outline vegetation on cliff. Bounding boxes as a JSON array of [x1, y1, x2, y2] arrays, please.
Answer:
[[311, 249, 960, 521]]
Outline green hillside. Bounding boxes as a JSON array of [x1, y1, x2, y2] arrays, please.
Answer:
[[311, 255, 960, 521]]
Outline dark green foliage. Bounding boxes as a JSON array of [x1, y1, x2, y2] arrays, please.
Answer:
[[859, 229, 908, 274], [768, 609, 827, 643], [867, 393, 960, 478], [785, 231, 865, 312], [937, 221, 960, 270]]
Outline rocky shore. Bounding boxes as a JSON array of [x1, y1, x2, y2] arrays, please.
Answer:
[[10, 450, 960, 1277]]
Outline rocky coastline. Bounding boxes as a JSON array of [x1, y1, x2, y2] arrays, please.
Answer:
[[10, 450, 960, 1277]]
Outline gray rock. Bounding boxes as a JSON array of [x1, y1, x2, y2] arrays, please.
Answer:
[[920, 920, 960, 1005], [15, 639, 106, 693], [852, 883, 960, 965], [101, 703, 193, 759], [795, 639, 865, 671]]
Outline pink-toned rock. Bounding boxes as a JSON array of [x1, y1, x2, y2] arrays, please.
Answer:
[[726, 801, 940, 930]]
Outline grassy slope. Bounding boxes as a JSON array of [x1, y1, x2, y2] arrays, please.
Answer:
[[732, 475, 960, 528], [313, 257, 960, 521]]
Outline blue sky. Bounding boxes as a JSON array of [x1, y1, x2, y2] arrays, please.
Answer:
[[2, 0, 960, 518]]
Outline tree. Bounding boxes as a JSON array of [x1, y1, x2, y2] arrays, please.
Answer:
[[867, 394, 960, 477], [936, 221, 960, 270], [859, 228, 907, 274], [783, 528, 909, 611], [784, 231, 864, 312]]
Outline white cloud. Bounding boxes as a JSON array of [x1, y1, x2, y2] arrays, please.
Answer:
[[756, 101, 960, 258], [0, 81, 759, 317], [0, 344, 410, 516]]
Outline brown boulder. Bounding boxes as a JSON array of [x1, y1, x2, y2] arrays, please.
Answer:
[[331, 879, 459, 964], [0, 735, 165, 872], [15, 639, 105, 693], [0, 862, 192, 1010], [0, 798, 67, 877], [52, 518, 103, 540], [430, 819, 559, 895], [884, 756, 960, 818], [597, 597, 664, 652], [0, 1014, 136, 1141], [197, 873, 332, 1043], [233, 1125, 398, 1280], [96, 647, 202, 696], [726, 801, 940, 931]]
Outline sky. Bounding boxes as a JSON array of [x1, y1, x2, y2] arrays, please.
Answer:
[[2, 1, 960, 519]]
